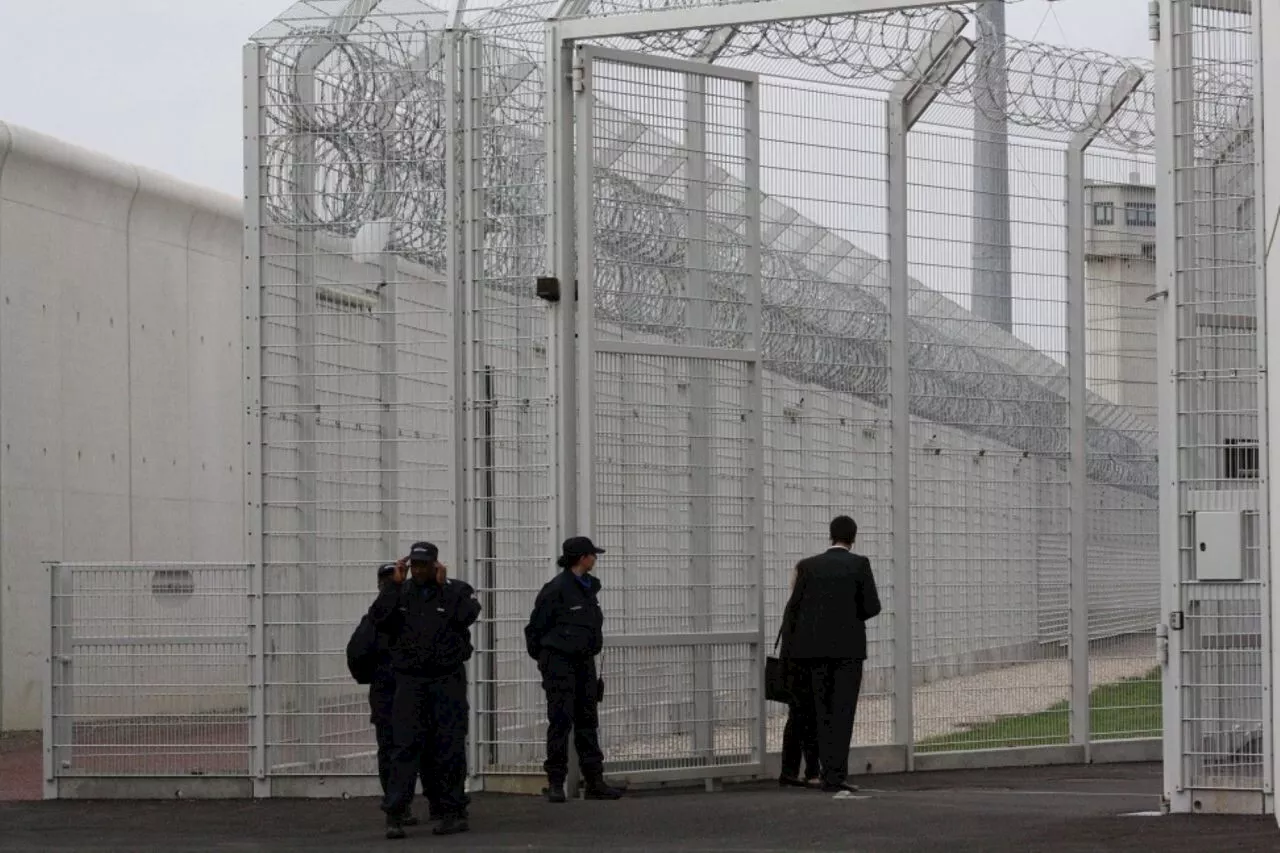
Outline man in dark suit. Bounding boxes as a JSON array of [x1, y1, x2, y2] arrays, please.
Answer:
[[779, 515, 881, 794]]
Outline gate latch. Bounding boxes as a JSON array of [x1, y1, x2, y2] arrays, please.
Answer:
[[1169, 610, 1184, 631]]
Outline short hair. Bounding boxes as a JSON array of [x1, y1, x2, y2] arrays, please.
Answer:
[[830, 515, 858, 545]]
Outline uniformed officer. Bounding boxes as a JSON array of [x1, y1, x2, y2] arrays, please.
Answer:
[[368, 563, 434, 824], [368, 542, 480, 839], [524, 536, 625, 803]]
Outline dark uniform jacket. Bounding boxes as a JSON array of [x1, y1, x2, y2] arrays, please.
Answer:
[[780, 547, 882, 661], [369, 577, 481, 678], [524, 570, 604, 660]]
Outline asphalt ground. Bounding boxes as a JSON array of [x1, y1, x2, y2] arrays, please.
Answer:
[[1, 762, 1275, 852]]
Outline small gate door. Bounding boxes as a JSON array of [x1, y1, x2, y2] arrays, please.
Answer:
[[572, 45, 767, 782]]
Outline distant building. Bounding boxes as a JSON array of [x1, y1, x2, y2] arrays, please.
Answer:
[[1085, 176, 1157, 422]]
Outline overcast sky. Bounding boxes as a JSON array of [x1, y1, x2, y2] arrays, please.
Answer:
[[0, 0, 1151, 197]]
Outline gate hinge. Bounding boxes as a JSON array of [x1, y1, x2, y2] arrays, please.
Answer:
[[1169, 610, 1184, 631], [1148, 1, 1160, 42], [572, 61, 586, 95]]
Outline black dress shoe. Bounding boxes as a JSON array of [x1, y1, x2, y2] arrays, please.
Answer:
[[821, 781, 860, 794], [384, 815, 406, 840], [778, 775, 809, 788]]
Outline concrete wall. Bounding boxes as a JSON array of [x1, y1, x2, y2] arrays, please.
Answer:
[[0, 121, 244, 731]]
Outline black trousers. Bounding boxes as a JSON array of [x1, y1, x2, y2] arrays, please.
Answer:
[[793, 658, 863, 787], [369, 677, 439, 806], [369, 677, 397, 796], [780, 663, 819, 780], [539, 651, 604, 784], [381, 668, 469, 819]]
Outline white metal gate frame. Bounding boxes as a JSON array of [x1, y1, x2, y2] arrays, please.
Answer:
[[574, 44, 767, 784], [544, 0, 1161, 790], [1156, 0, 1274, 816]]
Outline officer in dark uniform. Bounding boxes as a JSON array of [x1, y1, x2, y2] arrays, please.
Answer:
[[368, 563, 434, 825], [368, 542, 480, 840], [524, 536, 625, 803]]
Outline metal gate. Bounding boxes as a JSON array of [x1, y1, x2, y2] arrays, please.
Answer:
[[569, 46, 767, 783], [1156, 0, 1271, 815]]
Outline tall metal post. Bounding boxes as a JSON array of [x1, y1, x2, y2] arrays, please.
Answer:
[[742, 76, 767, 773], [292, 62, 322, 776], [547, 26, 579, 558], [459, 30, 494, 777], [379, 233, 402, 565], [242, 42, 270, 797], [1155, 0, 1194, 812], [1254, 0, 1279, 815], [886, 86, 914, 771], [1065, 69, 1144, 758], [886, 11, 973, 768], [546, 23, 584, 794], [971, 0, 1012, 332], [684, 72, 715, 767]]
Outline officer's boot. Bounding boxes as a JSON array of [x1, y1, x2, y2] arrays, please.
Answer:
[[544, 778, 567, 804], [583, 773, 625, 801], [385, 814, 406, 840], [432, 815, 470, 836]]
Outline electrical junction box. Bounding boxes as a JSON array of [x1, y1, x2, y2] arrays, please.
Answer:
[[1194, 510, 1244, 582]]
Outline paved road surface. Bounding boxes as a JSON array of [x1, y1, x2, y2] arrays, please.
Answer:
[[1, 763, 1275, 852]]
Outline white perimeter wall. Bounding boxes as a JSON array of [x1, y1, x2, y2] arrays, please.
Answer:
[[0, 122, 244, 730]]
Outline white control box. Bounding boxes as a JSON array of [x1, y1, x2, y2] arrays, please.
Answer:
[[1194, 510, 1244, 582]]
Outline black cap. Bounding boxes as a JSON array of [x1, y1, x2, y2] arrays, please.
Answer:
[[561, 536, 605, 561], [408, 541, 439, 564], [377, 562, 398, 579]]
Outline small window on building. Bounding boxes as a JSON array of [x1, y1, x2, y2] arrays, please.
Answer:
[[1125, 202, 1156, 227], [1093, 202, 1115, 226], [1224, 439, 1259, 479]]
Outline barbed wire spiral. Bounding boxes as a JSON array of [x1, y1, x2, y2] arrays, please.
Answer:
[[252, 6, 1173, 495]]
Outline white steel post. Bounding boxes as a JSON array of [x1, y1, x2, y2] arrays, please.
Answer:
[[547, 26, 578, 556], [743, 76, 767, 772], [42, 563, 58, 800], [242, 42, 270, 798], [545, 23, 586, 794], [1154, 0, 1192, 813], [459, 29, 490, 778], [684, 71, 715, 768], [886, 87, 914, 772], [573, 52, 597, 542], [1064, 69, 1143, 759], [1256, 0, 1280, 818], [886, 10, 973, 768]]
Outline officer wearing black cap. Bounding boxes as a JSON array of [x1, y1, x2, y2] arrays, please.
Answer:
[[524, 536, 624, 803], [368, 542, 480, 839]]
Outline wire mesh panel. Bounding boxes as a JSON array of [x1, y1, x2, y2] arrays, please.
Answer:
[[251, 6, 461, 777], [47, 564, 251, 782], [907, 126, 1073, 752], [1083, 149, 1160, 743], [753, 81, 896, 751], [462, 28, 558, 777], [1164, 0, 1266, 802], [574, 46, 766, 775]]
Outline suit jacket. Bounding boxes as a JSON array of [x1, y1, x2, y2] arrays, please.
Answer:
[[780, 547, 882, 661]]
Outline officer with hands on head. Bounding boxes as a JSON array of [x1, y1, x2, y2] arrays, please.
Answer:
[[368, 541, 480, 840]]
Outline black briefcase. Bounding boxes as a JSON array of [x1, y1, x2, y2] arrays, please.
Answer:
[[765, 655, 791, 704], [765, 626, 791, 704]]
